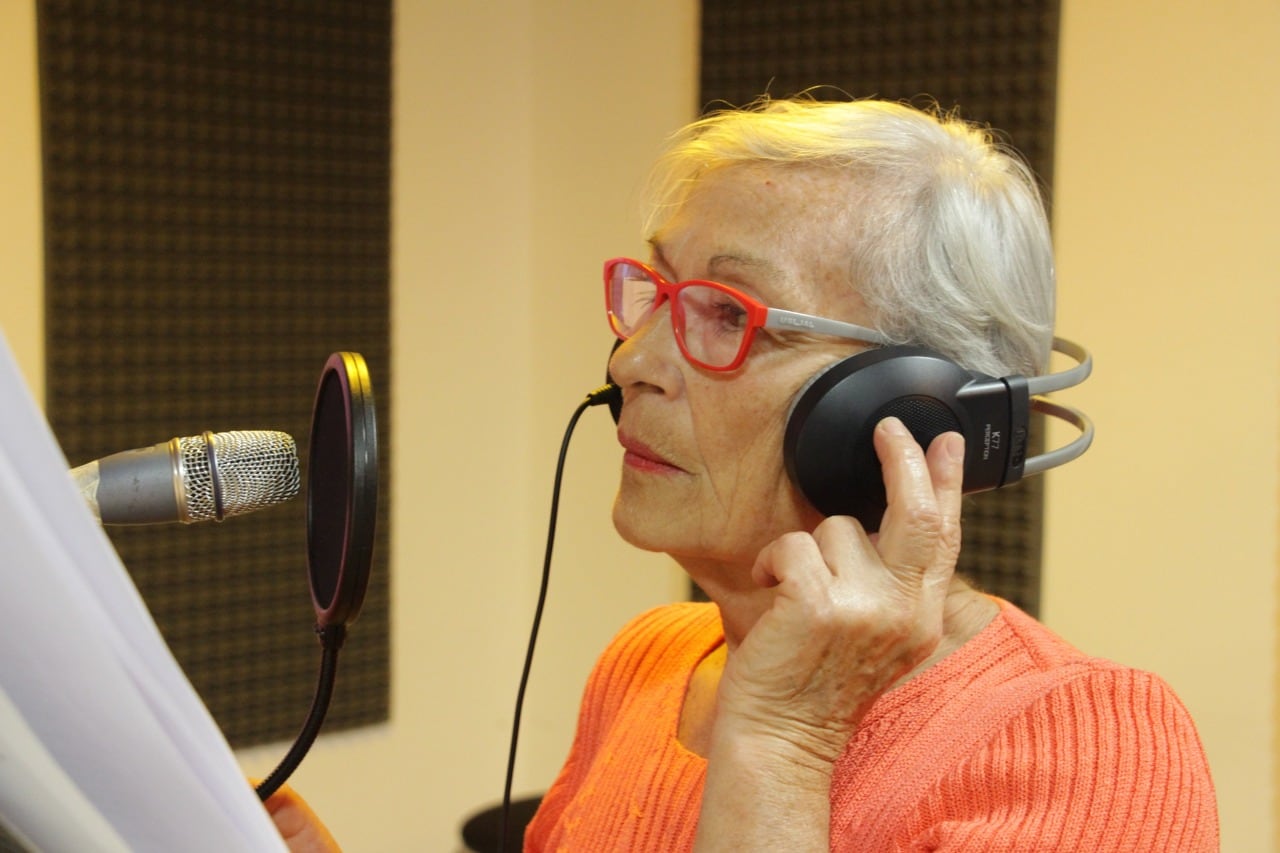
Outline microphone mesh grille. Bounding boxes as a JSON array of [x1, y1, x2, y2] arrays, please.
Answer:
[[177, 431, 302, 521]]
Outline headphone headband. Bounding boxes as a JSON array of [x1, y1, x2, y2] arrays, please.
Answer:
[[1028, 337, 1092, 395], [1025, 396, 1093, 477]]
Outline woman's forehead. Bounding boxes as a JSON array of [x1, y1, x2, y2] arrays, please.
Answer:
[[651, 166, 861, 307]]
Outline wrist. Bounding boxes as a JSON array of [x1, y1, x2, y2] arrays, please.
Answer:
[[708, 718, 844, 786], [711, 693, 861, 767], [696, 724, 836, 852]]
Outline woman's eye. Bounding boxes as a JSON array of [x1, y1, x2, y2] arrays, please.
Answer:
[[712, 298, 747, 331], [680, 285, 751, 341], [620, 281, 657, 320]]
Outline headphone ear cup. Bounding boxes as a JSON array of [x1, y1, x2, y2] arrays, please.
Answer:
[[784, 347, 971, 532]]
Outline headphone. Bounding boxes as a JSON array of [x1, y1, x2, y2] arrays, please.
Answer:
[[607, 337, 1093, 532]]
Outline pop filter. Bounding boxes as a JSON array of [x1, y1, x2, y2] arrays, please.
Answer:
[[308, 351, 378, 630], [256, 351, 378, 802]]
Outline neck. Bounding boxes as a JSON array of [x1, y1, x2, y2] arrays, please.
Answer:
[[674, 555, 762, 651]]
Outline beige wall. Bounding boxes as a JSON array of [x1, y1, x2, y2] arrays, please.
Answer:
[[3, 1, 1277, 851], [1048, 2, 1280, 850], [0, 1, 43, 396]]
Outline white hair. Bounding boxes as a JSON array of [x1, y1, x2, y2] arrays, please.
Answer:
[[642, 97, 1055, 376]]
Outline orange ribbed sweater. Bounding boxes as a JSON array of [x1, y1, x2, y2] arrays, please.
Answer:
[[525, 599, 1218, 851]]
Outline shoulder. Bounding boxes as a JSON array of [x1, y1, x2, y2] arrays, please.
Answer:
[[985, 602, 1212, 738], [909, 602, 1220, 849], [996, 656, 1215, 773], [835, 600, 1219, 850], [927, 664, 1219, 849], [957, 600, 1214, 777]]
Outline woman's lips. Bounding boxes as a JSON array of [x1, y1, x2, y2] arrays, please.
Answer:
[[618, 432, 685, 474]]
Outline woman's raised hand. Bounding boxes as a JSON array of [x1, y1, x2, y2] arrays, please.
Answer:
[[717, 416, 966, 765]]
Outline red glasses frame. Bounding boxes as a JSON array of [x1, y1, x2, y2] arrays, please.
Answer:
[[604, 257, 889, 372]]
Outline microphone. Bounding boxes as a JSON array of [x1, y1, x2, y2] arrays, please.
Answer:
[[70, 430, 301, 525]]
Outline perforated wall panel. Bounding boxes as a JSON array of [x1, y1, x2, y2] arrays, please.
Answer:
[[37, 0, 392, 752]]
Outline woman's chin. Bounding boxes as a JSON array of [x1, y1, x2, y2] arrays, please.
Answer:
[[610, 501, 673, 554]]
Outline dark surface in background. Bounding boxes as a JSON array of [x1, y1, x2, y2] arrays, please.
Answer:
[[37, 0, 392, 750]]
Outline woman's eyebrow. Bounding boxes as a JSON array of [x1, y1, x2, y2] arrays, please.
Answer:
[[707, 252, 780, 280], [645, 240, 784, 288]]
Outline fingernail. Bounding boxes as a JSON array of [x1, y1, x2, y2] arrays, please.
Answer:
[[944, 432, 965, 462], [879, 416, 908, 436]]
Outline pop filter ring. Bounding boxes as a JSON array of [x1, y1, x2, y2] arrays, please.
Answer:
[[308, 351, 378, 630], [256, 351, 378, 802]]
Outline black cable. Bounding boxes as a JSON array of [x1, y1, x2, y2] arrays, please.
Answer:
[[500, 383, 620, 853], [255, 623, 347, 802]]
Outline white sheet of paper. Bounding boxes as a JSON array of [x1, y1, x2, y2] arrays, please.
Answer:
[[0, 685, 130, 852], [0, 329, 287, 852]]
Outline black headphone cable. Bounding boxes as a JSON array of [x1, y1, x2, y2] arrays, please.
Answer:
[[500, 382, 621, 853]]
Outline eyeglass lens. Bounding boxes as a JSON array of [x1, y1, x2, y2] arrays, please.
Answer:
[[608, 261, 752, 369]]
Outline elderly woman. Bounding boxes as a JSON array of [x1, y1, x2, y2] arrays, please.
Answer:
[[270, 98, 1218, 851]]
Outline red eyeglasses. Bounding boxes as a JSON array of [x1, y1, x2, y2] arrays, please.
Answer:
[[604, 257, 889, 371]]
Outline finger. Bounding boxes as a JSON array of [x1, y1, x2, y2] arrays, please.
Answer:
[[809, 514, 878, 576], [924, 430, 965, 572], [925, 431, 965, 498], [750, 531, 833, 599], [872, 417, 944, 579], [261, 784, 316, 830], [262, 783, 307, 822], [260, 784, 343, 852]]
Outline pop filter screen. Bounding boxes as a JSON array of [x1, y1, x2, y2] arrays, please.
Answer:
[[307, 351, 378, 630]]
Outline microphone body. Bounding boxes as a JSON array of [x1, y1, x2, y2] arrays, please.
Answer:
[[71, 430, 300, 525]]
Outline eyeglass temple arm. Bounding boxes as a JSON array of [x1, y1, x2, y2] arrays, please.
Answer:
[[761, 314, 1090, 398], [763, 308, 892, 345]]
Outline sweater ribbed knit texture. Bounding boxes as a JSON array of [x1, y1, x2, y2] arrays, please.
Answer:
[[525, 599, 1218, 852]]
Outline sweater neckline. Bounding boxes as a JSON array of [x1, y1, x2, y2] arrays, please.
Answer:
[[670, 604, 728, 760]]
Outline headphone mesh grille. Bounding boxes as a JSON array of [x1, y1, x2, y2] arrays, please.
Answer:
[[876, 397, 963, 450]]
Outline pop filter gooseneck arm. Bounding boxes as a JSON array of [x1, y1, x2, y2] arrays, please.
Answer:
[[256, 352, 378, 802]]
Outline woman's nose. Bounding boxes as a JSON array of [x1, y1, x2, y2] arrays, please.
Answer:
[[608, 300, 683, 391]]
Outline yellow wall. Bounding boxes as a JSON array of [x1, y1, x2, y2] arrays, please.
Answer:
[[1048, 3, 1280, 849], [2, 1, 1276, 851], [0, 0, 43, 395]]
